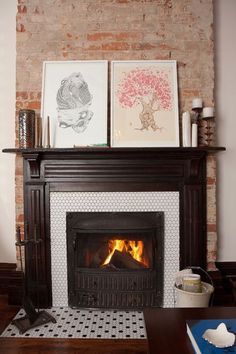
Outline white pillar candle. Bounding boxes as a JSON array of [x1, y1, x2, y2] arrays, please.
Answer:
[[192, 98, 203, 109], [202, 107, 214, 118], [182, 111, 191, 147], [191, 123, 198, 147]]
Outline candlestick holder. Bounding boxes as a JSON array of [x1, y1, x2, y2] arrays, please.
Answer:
[[202, 116, 215, 146], [192, 107, 203, 123], [191, 106, 202, 147], [201, 107, 215, 146]]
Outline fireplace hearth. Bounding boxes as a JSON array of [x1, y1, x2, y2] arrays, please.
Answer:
[[66, 212, 164, 309]]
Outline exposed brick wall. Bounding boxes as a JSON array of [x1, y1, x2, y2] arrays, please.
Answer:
[[15, 0, 216, 269]]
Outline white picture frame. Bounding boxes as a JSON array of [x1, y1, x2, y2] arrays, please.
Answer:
[[41, 60, 108, 148], [111, 60, 179, 147]]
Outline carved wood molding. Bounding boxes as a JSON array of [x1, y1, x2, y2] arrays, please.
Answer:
[[22, 153, 40, 178]]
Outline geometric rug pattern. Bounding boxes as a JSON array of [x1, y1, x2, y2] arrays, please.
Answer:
[[1, 308, 147, 339]]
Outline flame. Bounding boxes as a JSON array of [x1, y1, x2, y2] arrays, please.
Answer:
[[102, 239, 148, 267]]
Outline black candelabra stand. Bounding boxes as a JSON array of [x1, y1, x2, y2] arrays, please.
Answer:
[[12, 225, 56, 334]]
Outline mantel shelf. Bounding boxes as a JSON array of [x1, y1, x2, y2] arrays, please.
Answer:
[[2, 146, 226, 155]]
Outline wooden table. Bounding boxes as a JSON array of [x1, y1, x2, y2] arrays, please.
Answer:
[[1, 306, 236, 353], [144, 307, 236, 354]]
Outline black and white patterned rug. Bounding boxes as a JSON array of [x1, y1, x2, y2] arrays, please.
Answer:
[[1, 307, 147, 339]]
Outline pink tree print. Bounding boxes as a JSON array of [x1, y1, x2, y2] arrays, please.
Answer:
[[117, 68, 173, 131]]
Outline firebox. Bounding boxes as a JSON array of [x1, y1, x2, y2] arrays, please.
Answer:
[[66, 212, 164, 309]]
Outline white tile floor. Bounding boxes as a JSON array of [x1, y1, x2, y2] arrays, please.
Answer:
[[1, 307, 147, 339]]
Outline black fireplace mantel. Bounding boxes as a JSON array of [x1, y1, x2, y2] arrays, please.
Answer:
[[3, 146, 225, 307]]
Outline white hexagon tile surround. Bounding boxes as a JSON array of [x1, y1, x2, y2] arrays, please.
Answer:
[[50, 191, 179, 308]]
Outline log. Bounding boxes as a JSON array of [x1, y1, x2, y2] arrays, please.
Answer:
[[110, 250, 146, 269]]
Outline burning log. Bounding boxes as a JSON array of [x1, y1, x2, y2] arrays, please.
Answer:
[[109, 249, 146, 269]]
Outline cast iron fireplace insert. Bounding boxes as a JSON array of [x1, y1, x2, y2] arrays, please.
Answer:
[[66, 211, 164, 309]]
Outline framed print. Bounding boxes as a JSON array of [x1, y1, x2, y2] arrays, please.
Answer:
[[111, 60, 179, 147], [41, 60, 108, 147]]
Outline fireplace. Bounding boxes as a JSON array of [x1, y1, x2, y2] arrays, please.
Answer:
[[66, 212, 164, 309], [50, 191, 179, 308], [3, 147, 222, 308]]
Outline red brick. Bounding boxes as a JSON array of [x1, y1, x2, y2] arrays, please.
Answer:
[[87, 32, 114, 41], [207, 224, 216, 232], [17, 5, 27, 14], [16, 23, 25, 32], [207, 177, 216, 185], [182, 90, 201, 98], [101, 42, 129, 51], [16, 91, 28, 100], [131, 43, 156, 50], [26, 101, 41, 110]]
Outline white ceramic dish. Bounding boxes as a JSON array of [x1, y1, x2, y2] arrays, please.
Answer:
[[202, 322, 235, 348]]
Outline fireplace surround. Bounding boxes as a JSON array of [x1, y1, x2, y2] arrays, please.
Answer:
[[3, 146, 225, 308], [50, 191, 179, 308]]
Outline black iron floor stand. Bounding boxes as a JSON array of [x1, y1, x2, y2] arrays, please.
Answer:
[[12, 226, 56, 334]]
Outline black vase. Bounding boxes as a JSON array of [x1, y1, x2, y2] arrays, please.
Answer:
[[18, 109, 35, 148]]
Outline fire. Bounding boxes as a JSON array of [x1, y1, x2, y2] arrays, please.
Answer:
[[102, 239, 148, 267]]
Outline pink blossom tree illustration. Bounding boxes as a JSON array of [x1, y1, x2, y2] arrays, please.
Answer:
[[117, 68, 173, 131]]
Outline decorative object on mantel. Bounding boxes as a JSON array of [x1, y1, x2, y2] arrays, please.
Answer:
[[181, 98, 215, 147], [18, 109, 35, 148], [45, 115, 51, 148], [182, 111, 191, 147], [192, 98, 203, 117], [191, 122, 198, 147], [202, 107, 215, 146], [111, 60, 179, 147], [12, 226, 56, 334], [34, 116, 43, 148], [41, 60, 108, 148], [191, 98, 203, 147]]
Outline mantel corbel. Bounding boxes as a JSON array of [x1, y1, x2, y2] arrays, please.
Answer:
[[22, 153, 41, 178], [186, 157, 204, 183]]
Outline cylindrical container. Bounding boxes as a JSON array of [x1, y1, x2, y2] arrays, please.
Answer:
[[182, 274, 201, 293], [202, 107, 214, 119], [18, 109, 35, 148], [175, 282, 214, 308], [192, 97, 203, 110]]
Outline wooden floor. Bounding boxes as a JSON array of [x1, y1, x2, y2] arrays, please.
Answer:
[[0, 295, 20, 334], [0, 295, 148, 354]]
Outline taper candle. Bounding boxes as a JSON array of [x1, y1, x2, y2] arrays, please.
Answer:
[[46, 116, 50, 148], [191, 123, 198, 147], [182, 111, 191, 147]]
